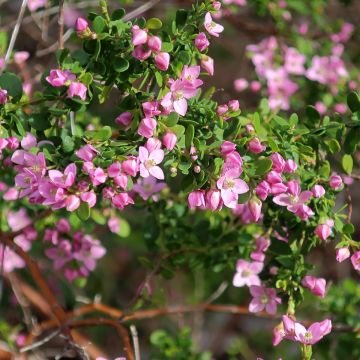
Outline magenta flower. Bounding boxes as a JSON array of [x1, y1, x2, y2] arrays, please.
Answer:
[[0, 89, 7, 105], [294, 319, 332, 345], [138, 146, 164, 180], [133, 176, 166, 201], [248, 138, 266, 153], [76, 144, 98, 161], [301, 275, 326, 298], [273, 180, 312, 214], [233, 259, 263, 287], [46, 69, 76, 87], [48, 163, 77, 188], [329, 174, 343, 190], [68, 81, 87, 100], [351, 251, 360, 271], [195, 32, 209, 52], [217, 168, 249, 209], [161, 80, 198, 116], [336, 247, 350, 263], [204, 12, 224, 37], [249, 286, 281, 315], [112, 192, 134, 209], [312, 184, 325, 198]]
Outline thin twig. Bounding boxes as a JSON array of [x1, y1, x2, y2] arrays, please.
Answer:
[[58, 0, 65, 50], [130, 325, 141, 360], [20, 329, 61, 353], [3, 0, 29, 67], [346, 186, 352, 223], [206, 281, 228, 304]]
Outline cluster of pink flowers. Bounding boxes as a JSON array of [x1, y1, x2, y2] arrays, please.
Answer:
[[235, 23, 354, 111], [0, 209, 37, 273], [46, 69, 87, 100], [44, 218, 106, 281], [131, 25, 170, 71], [273, 315, 332, 346]]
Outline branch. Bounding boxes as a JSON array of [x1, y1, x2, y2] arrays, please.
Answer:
[[3, 0, 29, 67], [58, 0, 65, 50]]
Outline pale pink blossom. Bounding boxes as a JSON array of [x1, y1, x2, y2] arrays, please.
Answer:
[[138, 146, 164, 180], [195, 32, 209, 52], [133, 176, 166, 201], [204, 12, 224, 37], [233, 259, 263, 287], [351, 251, 360, 271], [68, 82, 87, 100], [46, 69, 76, 87], [301, 275, 326, 298], [249, 286, 281, 315], [188, 190, 205, 209], [336, 247, 350, 262]]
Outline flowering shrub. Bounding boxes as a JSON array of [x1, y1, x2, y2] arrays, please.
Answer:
[[0, 0, 359, 359]]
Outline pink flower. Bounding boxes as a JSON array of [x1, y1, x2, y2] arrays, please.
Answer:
[[133, 176, 166, 201], [21, 132, 37, 150], [138, 146, 164, 180], [256, 181, 271, 201], [248, 197, 262, 222], [204, 12, 224, 37], [107, 162, 121, 178], [154, 52, 170, 71], [112, 192, 134, 209], [65, 195, 80, 211], [46, 69, 76, 87], [89, 167, 107, 186], [234, 78, 249, 92], [284, 47, 306, 75], [312, 184, 325, 198], [284, 159, 297, 173], [138, 117, 157, 138], [108, 217, 120, 233], [336, 247, 350, 263], [273, 180, 313, 215], [301, 275, 326, 298], [270, 153, 286, 173], [188, 190, 205, 209], [249, 286, 281, 315], [250, 81, 261, 92], [132, 45, 152, 60], [0, 89, 7, 104], [75, 17, 90, 36], [116, 112, 133, 128], [220, 141, 236, 155], [7, 136, 20, 150], [315, 223, 332, 240], [233, 259, 263, 287], [181, 66, 203, 88], [68, 82, 87, 100], [200, 55, 214, 76], [195, 33, 210, 52], [80, 191, 97, 207], [329, 174, 343, 190], [28, 0, 47, 12], [132, 25, 148, 46], [205, 189, 222, 211], [251, 235, 270, 262], [228, 99, 239, 111], [293, 319, 332, 345], [49, 163, 77, 188], [14, 51, 30, 65], [248, 138, 266, 153], [122, 157, 139, 177], [162, 131, 177, 150], [142, 101, 161, 117], [217, 168, 249, 209], [351, 251, 360, 271], [147, 36, 162, 52], [76, 144, 98, 161], [161, 80, 198, 116]]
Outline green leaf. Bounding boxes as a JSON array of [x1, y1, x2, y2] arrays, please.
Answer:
[[268, 137, 279, 152], [84, 125, 112, 141], [0, 31, 8, 56], [118, 218, 130, 238], [78, 72, 93, 85], [161, 42, 173, 52], [342, 154, 353, 175], [347, 91, 360, 112], [306, 105, 320, 123], [93, 16, 106, 34], [114, 58, 129, 72], [272, 115, 289, 128], [146, 18, 162, 30], [185, 124, 194, 149], [178, 50, 191, 65], [254, 158, 273, 176], [319, 161, 331, 177], [28, 113, 51, 131], [0, 72, 23, 102], [326, 139, 341, 154], [175, 9, 188, 27], [77, 202, 90, 221], [154, 71, 163, 87], [62, 135, 75, 153], [344, 127, 360, 154], [164, 112, 179, 127], [169, 124, 185, 138], [111, 8, 126, 20], [343, 223, 355, 234]]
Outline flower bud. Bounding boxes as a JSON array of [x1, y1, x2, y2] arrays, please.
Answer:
[[188, 190, 205, 209], [195, 32, 210, 52], [147, 36, 162, 52], [248, 197, 262, 222], [315, 224, 332, 240], [131, 25, 148, 46], [301, 275, 326, 298], [248, 138, 266, 153], [0, 89, 7, 105], [312, 184, 325, 198], [138, 117, 157, 138], [228, 99, 239, 111], [154, 52, 170, 71], [256, 181, 271, 201], [205, 189, 222, 211], [115, 112, 133, 128], [162, 131, 177, 150], [201, 55, 214, 76], [336, 247, 350, 262], [329, 174, 343, 190]]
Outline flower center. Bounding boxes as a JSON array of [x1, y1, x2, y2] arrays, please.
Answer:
[[304, 331, 313, 343], [260, 294, 269, 304], [224, 179, 234, 189], [145, 159, 156, 169], [242, 269, 252, 277], [174, 91, 183, 101]]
